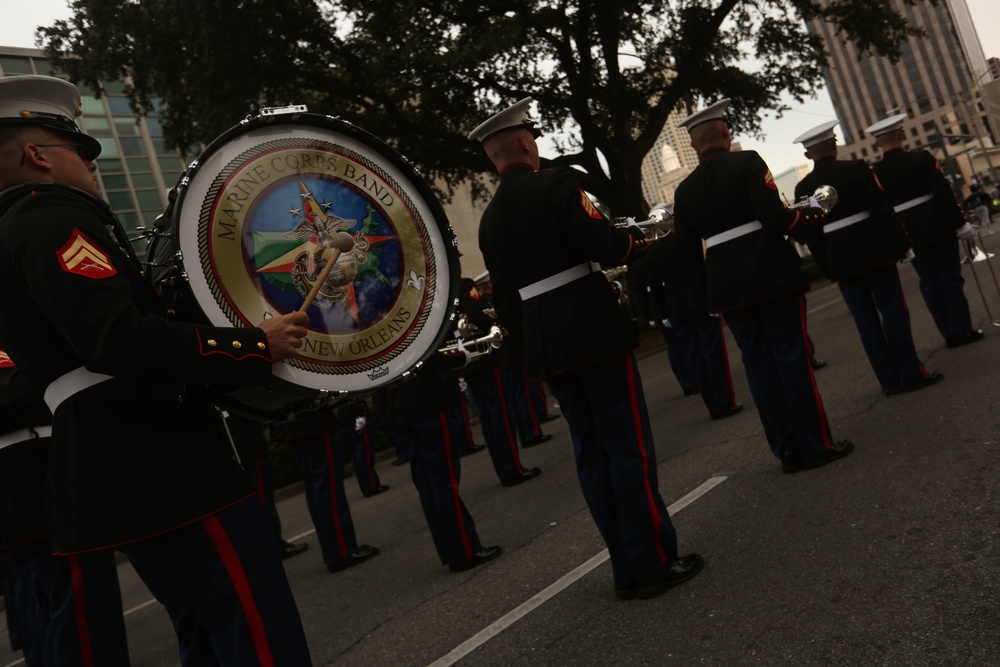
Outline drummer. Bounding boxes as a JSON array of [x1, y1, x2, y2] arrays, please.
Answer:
[[0, 75, 314, 664]]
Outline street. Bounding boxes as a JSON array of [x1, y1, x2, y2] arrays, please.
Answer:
[[3, 235, 1000, 667]]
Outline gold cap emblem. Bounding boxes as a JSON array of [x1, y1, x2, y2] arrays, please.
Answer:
[[19, 110, 31, 119]]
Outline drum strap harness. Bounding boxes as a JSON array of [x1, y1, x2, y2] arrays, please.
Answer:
[[0, 426, 52, 451], [44, 367, 114, 414], [518, 261, 602, 301], [705, 221, 762, 249]]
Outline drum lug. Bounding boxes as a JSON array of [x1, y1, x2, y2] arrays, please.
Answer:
[[259, 104, 309, 117]]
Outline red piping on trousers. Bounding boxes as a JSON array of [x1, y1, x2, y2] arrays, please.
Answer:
[[440, 410, 474, 560], [323, 432, 349, 558], [203, 515, 275, 667], [798, 294, 833, 449], [625, 357, 668, 564], [493, 368, 523, 471], [68, 554, 95, 667]]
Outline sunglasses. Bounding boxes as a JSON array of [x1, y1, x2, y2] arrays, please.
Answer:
[[21, 142, 90, 166]]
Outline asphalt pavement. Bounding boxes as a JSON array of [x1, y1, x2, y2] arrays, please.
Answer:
[[3, 233, 1000, 667]]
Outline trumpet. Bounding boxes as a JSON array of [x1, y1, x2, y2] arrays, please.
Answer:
[[789, 185, 838, 212], [613, 202, 673, 240], [438, 325, 505, 360]]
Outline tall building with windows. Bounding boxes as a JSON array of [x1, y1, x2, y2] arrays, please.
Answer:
[[807, 0, 994, 180], [640, 105, 700, 207]]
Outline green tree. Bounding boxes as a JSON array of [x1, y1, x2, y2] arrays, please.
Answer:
[[39, 0, 932, 216]]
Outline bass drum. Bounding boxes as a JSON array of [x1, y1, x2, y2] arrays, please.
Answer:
[[149, 108, 461, 420]]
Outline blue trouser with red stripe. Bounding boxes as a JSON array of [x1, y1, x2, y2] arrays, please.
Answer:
[[119, 497, 311, 666], [671, 311, 737, 415], [838, 264, 928, 392], [400, 410, 483, 567], [2, 538, 127, 667], [289, 430, 359, 568], [507, 367, 543, 443], [349, 425, 384, 497], [912, 238, 973, 341], [545, 353, 678, 592], [723, 292, 834, 462], [243, 454, 285, 554], [465, 368, 528, 483]]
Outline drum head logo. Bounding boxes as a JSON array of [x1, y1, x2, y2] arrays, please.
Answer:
[[192, 136, 441, 377]]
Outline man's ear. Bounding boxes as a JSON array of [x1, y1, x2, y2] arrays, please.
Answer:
[[21, 143, 53, 170]]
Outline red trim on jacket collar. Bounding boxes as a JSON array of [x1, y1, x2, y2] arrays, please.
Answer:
[[499, 162, 537, 175], [698, 146, 729, 163]]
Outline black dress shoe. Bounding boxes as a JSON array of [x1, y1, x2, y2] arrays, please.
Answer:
[[449, 545, 503, 572], [899, 370, 944, 393], [781, 452, 802, 474], [810, 357, 828, 370], [364, 484, 390, 497], [460, 444, 487, 457], [279, 541, 309, 560], [522, 433, 553, 448], [327, 545, 379, 573], [391, 457, 409, 466], [682, 388, 700, 397], [539, 413, 561, 423], [797, 440, 854, 471], [634, 553, 704, 599], [614, 587, 637, 601], [710, 403, 744, 421], [945, 329, 984, 348], [500, 467, 541, 487]]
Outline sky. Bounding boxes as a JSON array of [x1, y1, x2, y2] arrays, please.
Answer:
[[2, 0, 999, 175]]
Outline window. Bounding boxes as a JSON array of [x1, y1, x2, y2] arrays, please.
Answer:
[[101, 174, 130, 190], [115, 119, 141, 136], [0, 57, 33, 74], [136, 190, 166, 209], [131, 173, 159, 189], [106, 191, 135, 211], [80, 96, 105, 116], [107, 96, 133, 115], [119, 136, 146, 156], [96, 138, 120, 158], [96, 157, 124, 175], [82, 117, 111, 135]]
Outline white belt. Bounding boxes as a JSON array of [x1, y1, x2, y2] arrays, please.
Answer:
[[892, 194, 933, 213], [705, 221, 762, 249], [0, 426, 52, 451], [44, 367, 114, 414], [824, 211, 871, 233], [519, 261, 601, 300]]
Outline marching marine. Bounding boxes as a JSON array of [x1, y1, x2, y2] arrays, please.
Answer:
[[865, 113, 984, 349]]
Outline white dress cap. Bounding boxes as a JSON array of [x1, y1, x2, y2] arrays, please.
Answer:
[[0, 74, 101, 160], [467, 97, 541, 143], [864, 113, 908, 137], [677, 98, 731, 132], [792, 120, 840, 148]]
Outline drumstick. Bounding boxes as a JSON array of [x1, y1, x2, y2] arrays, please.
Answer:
[[298, 232, 356, 313]]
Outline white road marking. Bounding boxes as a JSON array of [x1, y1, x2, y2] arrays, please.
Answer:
[[427, 475, 729, 667]]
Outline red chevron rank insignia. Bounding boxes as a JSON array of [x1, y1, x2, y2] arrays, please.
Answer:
[[579, 189, 603, 220], [58, 229, 118, 278], [0, 350, 14, 368]]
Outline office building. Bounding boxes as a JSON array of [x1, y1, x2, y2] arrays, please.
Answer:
[[807, 0, 995, 184]]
